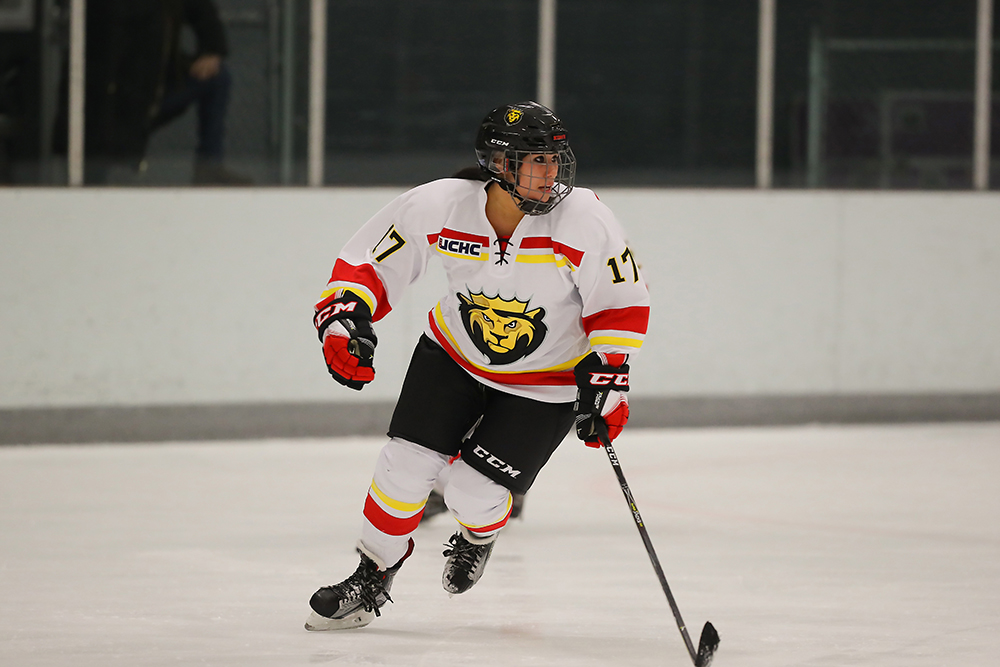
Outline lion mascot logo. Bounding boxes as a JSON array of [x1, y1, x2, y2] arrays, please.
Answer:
[[457, 291, 547, 365]]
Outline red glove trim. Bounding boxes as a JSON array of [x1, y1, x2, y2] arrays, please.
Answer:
[[584, 395, 630, 447]]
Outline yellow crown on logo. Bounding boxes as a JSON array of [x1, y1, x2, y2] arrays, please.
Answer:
[[469, 292, 530, 314]]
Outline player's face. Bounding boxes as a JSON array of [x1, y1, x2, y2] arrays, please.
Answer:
[[512, 153, 559, 202]]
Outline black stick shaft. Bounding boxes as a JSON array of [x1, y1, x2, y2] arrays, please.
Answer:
[[600, 429, 699, 664]]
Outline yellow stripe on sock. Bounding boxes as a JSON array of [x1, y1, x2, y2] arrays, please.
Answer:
[[370, 480, 427, 513], [457, 493, 513, 530]]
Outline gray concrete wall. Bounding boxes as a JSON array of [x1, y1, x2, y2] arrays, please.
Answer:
[[2, 188, 998, 442]]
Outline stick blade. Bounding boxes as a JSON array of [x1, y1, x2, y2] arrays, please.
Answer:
[[693, 621, 720, 667]]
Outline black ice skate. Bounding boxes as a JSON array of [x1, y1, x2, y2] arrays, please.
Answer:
[[305, 540, 412, 631], [442, 527, 497, 595]]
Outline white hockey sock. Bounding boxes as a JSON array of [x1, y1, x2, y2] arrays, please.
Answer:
[[443, 459, 512, 539], [360, 437, 450, 566]]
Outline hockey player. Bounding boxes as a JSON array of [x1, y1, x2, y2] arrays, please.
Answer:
[[305, 101, 649, 631]]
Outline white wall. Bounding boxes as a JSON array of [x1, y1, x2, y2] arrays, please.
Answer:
[[1, 188, 998, 409]]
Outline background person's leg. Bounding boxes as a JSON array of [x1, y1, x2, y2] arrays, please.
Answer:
[[154, 67, 249, 185]]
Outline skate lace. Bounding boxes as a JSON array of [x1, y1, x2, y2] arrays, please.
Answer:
[[331, 559, 392, 617], [442, 533, 481, 570]]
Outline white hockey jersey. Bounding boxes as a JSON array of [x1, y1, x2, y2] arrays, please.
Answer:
[[316, 178, 650, 403]]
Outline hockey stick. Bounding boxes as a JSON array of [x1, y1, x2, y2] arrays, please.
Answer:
[[598, 424, 720, 667]]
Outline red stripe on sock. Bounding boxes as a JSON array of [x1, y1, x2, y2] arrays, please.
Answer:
[[463, 503, 512, 537], [363, 495, 423, 536]]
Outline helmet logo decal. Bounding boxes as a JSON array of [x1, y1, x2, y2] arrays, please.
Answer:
[[457, 291, 547, 365], [504, 108, 523, 125]]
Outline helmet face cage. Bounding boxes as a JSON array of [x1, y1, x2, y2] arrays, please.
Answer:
[[475, 101, 577, 216], [483, 148, 576, 215]]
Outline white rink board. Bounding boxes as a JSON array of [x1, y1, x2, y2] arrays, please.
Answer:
[[1, 422, 998, 667], [2, 188, 999, 408]]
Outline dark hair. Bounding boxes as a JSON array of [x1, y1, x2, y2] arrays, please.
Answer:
[[451, 165, 490, 182]]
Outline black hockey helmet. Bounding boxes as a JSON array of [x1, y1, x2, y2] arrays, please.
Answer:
[[475, 101, 576, 215]]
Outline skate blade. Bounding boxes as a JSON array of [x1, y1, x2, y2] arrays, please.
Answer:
[[304, 609, 375, 631]]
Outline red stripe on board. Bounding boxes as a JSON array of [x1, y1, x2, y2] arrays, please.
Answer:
[[324, 259, 392, 322], [363, 494, 423, 536], [427, 233, 440, 245], [427, 313, 576, 386], [582, 306, 650, 336]]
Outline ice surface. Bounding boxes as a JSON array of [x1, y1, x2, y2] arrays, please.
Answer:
[[1, 423, 998, 666]]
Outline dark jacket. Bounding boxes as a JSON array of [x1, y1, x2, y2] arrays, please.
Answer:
[[54, 0, 228, 162]]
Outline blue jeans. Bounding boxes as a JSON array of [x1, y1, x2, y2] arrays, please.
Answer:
[[153, 64, 232, 161]]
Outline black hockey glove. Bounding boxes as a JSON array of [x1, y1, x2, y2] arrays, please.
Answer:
[[314, 291, 377, 390], [573, 351, 630, 447]]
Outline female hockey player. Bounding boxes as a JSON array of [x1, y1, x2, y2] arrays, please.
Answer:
[[305, 101, 650, 630]]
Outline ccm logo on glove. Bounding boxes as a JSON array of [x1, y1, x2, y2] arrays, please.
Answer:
[[314, 291, 378, 391], [316, 300, 358, 321], [573, 351, 630, 447], [586, 372, 630, 387]]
